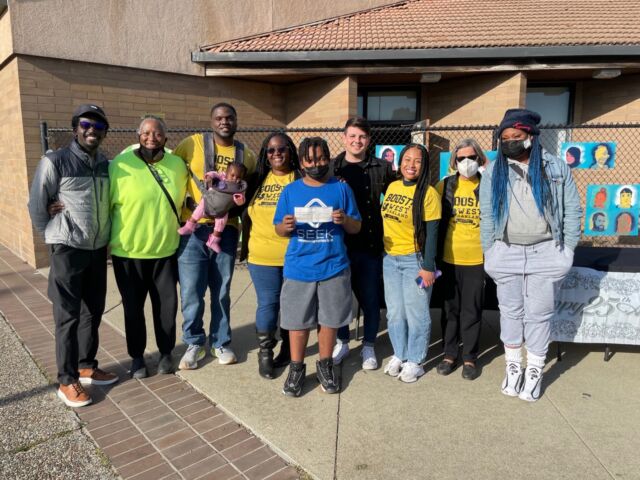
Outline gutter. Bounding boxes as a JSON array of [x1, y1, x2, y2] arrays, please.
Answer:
[[192, 45, 640, 64]]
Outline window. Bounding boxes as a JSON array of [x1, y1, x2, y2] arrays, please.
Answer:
[[358, 87, 420, 124], [526, 85, 574, 155]]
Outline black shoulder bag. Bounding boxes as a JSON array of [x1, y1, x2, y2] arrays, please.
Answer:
[[138, 153, 181, 225]]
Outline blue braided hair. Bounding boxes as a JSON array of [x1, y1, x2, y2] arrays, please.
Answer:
[[491, 135, 550, 223]]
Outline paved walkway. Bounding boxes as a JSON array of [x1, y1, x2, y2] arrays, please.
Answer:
[[0, 245, 300, 480]]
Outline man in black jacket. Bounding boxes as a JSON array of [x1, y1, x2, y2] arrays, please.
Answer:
[[332, 117, 396, 369], [28, 104, 119, 408]]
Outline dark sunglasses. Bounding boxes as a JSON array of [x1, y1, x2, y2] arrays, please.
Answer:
[[78, 120, 108, 131], [455, 154, 479, 162], [267, 146, 288, 155]]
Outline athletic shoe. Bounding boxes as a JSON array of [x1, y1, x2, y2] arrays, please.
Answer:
[[501, 362, 524, 397], [212, 346, 237, 365], [398, 362, 425, 383], [179, 344, 205, 370], [130, 357, 147, 379], [157, 354, 174, 374], [57, 382, 92, 408], [78, 368, 119, 386], [519, 365, 543, 402], [282, 362, 306, 397], [332, 342, 350, 365], [316, 358, 340, 393], [383, 356, 403, 377], [361, 345, 378, 370]]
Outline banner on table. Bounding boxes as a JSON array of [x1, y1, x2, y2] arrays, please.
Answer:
[[552, 267, 640, 345]]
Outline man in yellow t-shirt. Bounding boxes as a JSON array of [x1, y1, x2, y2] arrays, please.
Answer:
[[174, 103, 257, 370]]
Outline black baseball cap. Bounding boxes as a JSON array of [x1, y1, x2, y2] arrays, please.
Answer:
[[72, 104, 109, 127]]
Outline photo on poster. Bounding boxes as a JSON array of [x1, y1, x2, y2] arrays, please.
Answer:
[[375, 145, 404, 171], [561, 142, 616, 169], [439, 150, 497, 180], [584, 184, 639, 236]]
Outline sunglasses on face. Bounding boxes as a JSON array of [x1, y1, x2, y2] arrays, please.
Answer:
[[267, 146, 288, 155], [78, 120, 107, 131], [455, 154, 479, 162]]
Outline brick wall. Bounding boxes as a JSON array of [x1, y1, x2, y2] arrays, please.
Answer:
[[0, 58, 35, 265], [11, 55, 286, 267], [577, 74, 640, 124], [285, 76, 356, 128], [423, 72, 526, 126]]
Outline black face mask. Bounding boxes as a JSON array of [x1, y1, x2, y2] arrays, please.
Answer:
[[304, 164, 330, 180], [501, 140, 530, 159], [139, 145, 165, 161]]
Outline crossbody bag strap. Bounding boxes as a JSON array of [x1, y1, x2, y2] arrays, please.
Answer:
[[138, 154, 181, 225]]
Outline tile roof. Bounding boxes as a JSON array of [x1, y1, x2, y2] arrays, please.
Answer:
[[204, 0, 640, 53]]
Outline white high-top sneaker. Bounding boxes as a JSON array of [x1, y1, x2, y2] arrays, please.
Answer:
[[501, 362, 524, 396], [519, 351, 546, 402], [501, 346, 523, 397]]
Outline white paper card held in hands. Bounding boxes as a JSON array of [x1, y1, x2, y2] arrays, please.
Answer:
[[294, 206, 333, 224]]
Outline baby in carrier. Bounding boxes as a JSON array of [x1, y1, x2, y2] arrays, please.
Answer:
[[179, 162, 248, 253]]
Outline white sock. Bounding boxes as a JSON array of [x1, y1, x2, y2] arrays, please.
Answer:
[[526, 351, 546, 370], [504, 346, 522, 365]]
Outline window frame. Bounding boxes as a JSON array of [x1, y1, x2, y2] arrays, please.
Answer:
[[357, 85, 421, 125]]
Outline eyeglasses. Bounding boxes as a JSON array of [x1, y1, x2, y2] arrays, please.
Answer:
[[455, 154, 479, 162], [78, 120, 107, 131], [267, 146, 288, 155]]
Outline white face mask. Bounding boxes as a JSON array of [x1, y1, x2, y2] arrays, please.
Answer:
[[457, 158, 479, 178]]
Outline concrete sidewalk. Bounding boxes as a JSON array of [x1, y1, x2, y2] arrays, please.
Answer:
[[2, 243, 639, 480], [100, 263, 640, 480]]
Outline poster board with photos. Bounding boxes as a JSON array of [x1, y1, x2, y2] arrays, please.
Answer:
[[561, 142, 616, 169], [584, 184, 639, 236], [375, 145, 403, 171]]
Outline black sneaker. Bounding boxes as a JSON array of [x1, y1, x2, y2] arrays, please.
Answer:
[[316, 358, 340, 394], [461, 362, 479, 381], [282, 362, 306, 397], [157, 354, 173, 375], [130, 357, 147, 379], [436, 358, 457, 376]]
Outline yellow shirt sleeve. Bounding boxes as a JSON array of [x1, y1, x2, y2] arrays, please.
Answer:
[[422, 186, 442, 221]]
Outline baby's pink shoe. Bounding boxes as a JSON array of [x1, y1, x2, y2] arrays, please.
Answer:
[[178, 219, 197, 235], [206, 234, 222, 253]]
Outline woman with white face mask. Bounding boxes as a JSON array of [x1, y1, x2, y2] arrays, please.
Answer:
[[435, 139, 487, 381]]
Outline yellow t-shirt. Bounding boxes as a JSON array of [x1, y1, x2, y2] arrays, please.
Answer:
[[382, 181, 441, 255], [247, 171, 295, 266], [435, 176, 483, 266], [174, 134, 257, 227]]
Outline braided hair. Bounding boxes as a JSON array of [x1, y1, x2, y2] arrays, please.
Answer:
[[255, 132, 300, 186], [298, 136, 331, 164], [397, 143, 431, 254], [491, 135, 550, 223]]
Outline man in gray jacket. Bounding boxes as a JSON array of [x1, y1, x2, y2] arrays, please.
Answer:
[[28, 104, 118, 408]]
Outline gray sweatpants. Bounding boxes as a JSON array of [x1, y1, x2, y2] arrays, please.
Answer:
[[484, 240, 573, 357]]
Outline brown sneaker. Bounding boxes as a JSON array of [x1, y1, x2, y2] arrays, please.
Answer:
[[57, 382, 92, 407], [79, 368, 119, 386]]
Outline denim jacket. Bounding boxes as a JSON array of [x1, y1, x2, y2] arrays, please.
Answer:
[[479, 149, 582, 252]]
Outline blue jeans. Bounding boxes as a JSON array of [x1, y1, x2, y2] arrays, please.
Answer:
[[383, 253, 433, 364], [337, 250, 382, 346], [177, 224, 239, 349], [247, 263, 283, 333]]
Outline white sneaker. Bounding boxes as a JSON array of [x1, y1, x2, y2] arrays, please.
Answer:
[[399, 362, 425, 383], [501, 362, 524, 397], [383, 356, 403, 377], [361, 346, 378, 370], [213, 346, 237, 365], [519, 365, 543, 402], [332, 342, 350, 365], [179, 344, 206, 370]]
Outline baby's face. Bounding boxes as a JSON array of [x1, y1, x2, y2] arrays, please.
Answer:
[[226, 167, 243, 182]]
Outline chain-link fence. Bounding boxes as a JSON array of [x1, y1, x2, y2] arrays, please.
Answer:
[[43, 122, 640, 248]]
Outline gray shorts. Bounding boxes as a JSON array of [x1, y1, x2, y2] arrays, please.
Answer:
[[280, 267, 353, 330]]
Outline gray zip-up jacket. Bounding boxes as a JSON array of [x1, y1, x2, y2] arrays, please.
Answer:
[[28, 140, 111, 250]]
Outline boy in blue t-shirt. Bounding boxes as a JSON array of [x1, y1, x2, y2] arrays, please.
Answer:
[[274, 137, 361, 397]]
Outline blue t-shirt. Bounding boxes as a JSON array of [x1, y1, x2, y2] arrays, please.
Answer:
[[273, 177, 361, 282]]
